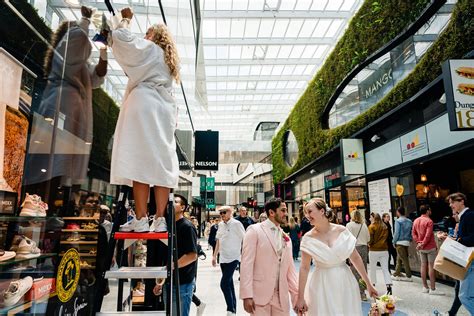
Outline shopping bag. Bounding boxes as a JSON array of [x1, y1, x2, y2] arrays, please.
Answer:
[[439, 237, 474, 268], [434, 252, 468, 281]]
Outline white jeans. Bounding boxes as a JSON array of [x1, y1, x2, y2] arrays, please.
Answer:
[[369, 250, 393, 285]]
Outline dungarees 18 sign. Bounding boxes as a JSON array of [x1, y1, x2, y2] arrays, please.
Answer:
[[442, 59, 474, 131]]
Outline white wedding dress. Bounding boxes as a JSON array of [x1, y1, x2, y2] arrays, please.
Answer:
[[300, 228, 362, 316]]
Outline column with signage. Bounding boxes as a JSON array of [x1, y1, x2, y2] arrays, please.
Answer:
[[206, 177, 215, 209]]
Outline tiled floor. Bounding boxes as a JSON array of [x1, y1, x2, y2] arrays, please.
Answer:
[[101, 240, 470, 315]]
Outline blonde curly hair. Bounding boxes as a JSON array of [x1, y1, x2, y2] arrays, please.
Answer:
[[150, 24, 181, 84]]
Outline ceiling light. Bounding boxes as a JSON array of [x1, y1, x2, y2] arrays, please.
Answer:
[[290, 180, 296, 184], [420, 174, 427, 182], [41, 169, 47, 173], [310, 169, 316, 174]]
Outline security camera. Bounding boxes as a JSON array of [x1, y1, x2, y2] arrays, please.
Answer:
[[371, 134, 381, 143]]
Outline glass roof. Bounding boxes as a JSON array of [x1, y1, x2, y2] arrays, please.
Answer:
[[39, 0, 364, 142], [198, 0, 363, 140]]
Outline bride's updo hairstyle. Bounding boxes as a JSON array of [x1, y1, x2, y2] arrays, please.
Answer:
[[305, 198, 335, 222]]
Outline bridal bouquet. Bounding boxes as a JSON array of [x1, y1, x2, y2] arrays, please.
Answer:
[[368, 294, 397, 316]]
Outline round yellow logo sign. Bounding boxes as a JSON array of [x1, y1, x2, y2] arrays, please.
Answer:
[[56, 248, 80, 302]]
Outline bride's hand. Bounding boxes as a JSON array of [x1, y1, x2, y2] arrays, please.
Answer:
[[367, 284, 378, 298], [294, 298, 308, 315]]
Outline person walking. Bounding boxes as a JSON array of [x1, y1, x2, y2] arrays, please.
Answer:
[[240, 198, 299, 315], [295, 198, 377, 315], [208, 219, 219, 252], [288, 217, 301, 260], [383, 213, 397, 273], [412, 204, 444, 295], [392, 206, 413, 282], [235, 206, 255, 230], [346, 210, 370, 300], [212, 206, 245, 315], [447, 193, 474, 313], [368, 213, 393, 295]]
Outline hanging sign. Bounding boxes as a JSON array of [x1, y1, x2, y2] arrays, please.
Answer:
[[194, 131, 219, 170], [442, 59, 474, 131], [341, 139, 365, 175]]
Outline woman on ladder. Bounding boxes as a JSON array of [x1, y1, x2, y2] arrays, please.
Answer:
[[109, 7, 180, 232]]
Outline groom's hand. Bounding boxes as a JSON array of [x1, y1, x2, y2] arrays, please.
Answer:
[[212, 256, 217, 267], [243, 298, 256, 313]]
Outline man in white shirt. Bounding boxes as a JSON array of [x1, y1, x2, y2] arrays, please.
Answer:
[[212, 206, 245, 315]]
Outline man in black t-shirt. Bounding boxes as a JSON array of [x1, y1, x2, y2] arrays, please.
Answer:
[[155, 194, 197, 316]]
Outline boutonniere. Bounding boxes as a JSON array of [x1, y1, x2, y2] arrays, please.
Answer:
[[283, 232, 290, 243]]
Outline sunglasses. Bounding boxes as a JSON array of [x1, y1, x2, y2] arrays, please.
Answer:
[[220, 211, 227, 215]]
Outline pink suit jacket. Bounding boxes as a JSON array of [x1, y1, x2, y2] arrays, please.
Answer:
[[240, 220, 299, 312]]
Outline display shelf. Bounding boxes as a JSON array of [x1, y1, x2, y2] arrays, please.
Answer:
[[61, 229, 98, 233], [0, 291, 55, 315], [80, 265, 96, 270], [60, 241, 97, 245], [59, 253, 96, 257], [0, 269, 56, 280], [0, 253, 57, 268], [62, 217, 99, 220], [0, 216, 61, 222]]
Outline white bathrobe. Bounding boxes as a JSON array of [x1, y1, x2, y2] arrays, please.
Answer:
[[109, 21, 179, 188]]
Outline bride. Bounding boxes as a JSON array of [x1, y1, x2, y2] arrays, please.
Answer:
[[295, 198, 378, 315]]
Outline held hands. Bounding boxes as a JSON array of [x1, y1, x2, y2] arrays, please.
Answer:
[[294, 297, 308, 315], [367, 284, 379, 298], [121, 7, 134, 19], [243, 298, 256, 313]]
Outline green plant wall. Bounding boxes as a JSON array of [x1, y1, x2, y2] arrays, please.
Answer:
[[272, 0, 474, 183], [0, 0, 120, 178]]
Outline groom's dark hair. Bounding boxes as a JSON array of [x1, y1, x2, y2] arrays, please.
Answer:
[[265, 198, 283, 216]]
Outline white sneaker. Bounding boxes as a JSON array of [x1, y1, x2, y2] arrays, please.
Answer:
[[150, 217, 167, 232], [422, 287, 430, 293], [19, 193, 48, 217], [3, 276, 33, 306], [196, 302, 206, 316], [120, 216, 149, 232], [0, 249, 16, 262], [226, 312, 236, 316], [15, 237, 41, 259], [401, 276, 413, 282], [429, 289, 445, 296]]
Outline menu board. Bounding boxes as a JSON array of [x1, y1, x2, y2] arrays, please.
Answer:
[[368, 178, 392, 215]]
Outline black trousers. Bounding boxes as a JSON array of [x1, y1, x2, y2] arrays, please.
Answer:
[[220, 260, 239, 313], [448, 281, 462, 316]]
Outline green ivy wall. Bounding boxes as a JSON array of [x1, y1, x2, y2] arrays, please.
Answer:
[[272, 0, 474, 183]]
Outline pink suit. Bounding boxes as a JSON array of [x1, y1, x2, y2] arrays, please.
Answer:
[[240, 220, 299, 315]]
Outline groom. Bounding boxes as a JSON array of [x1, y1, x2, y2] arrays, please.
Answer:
[[240, 198, 299, 315]]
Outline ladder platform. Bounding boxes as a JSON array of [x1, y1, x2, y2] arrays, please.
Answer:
[[114, 232, 167, 240], [105, 267, 167, 279], [97, 312, 165, 315]]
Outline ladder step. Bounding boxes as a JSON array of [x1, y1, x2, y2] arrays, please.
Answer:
[[97, 312, 165, 315], [114, 232, 168, 240], [105, 267, 167, 279]]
